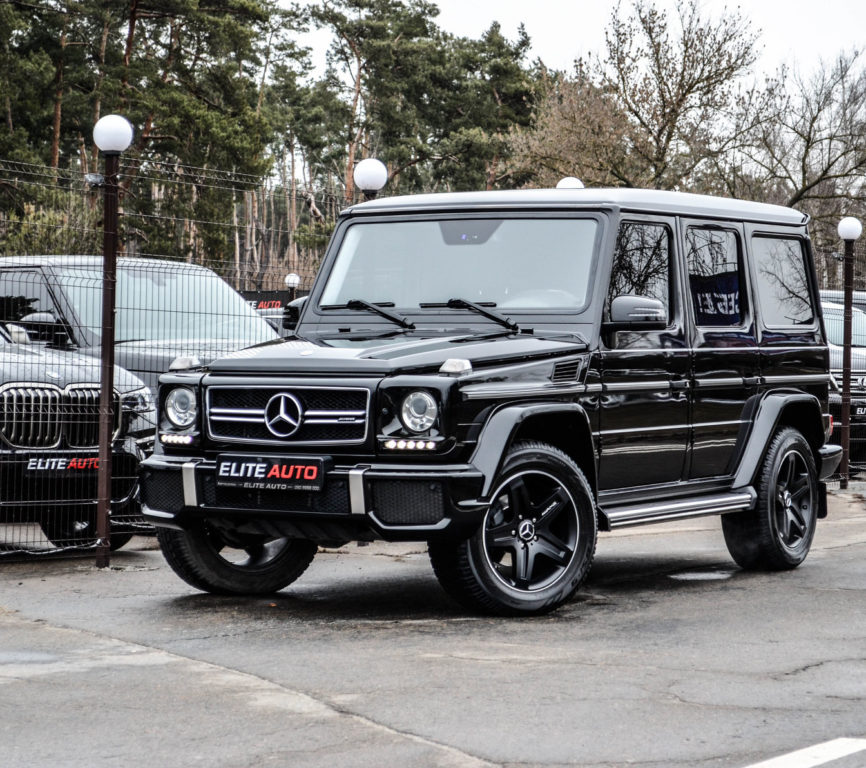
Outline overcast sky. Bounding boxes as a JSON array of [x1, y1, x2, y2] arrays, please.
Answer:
[[431, 0, 865, 74], [297, 0, 866, 76]]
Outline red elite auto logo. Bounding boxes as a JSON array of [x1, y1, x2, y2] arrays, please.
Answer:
[[27, 457, 100, 471]]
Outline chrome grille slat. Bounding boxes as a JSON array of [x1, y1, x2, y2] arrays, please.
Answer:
[[0, 384, 112, 449]]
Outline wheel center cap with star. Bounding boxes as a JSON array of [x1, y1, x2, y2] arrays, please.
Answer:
[[518, 519, 536, 542]]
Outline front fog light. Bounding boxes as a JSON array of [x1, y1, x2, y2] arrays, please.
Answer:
[[165, 386, 197, 428], [400, 391, 438, 433]]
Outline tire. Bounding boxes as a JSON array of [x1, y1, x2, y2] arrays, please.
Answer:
[[429, 441, 597, 616], [108, 532, 135, 551], [156, 523, 317, 595], [722, 427, 818, 570], [40, 513, 97, 548]]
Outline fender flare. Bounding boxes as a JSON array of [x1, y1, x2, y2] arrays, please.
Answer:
[[469, 403, 594, 498], [731, 392, 823, 490]]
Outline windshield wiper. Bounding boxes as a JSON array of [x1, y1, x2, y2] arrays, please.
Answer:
[[420, 298, 520, 333], [320, 299, 415, 329]]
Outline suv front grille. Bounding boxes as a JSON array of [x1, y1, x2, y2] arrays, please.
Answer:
[[831, 370, 866, 393], [206, 385, 370, 445], [0, 385, 120, 449]]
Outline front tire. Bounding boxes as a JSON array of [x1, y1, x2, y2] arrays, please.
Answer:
[[156, 523, 317, 595], [40, 512, 97, 549], [722, 427, 818, 570], [429, 441, 597, 616]]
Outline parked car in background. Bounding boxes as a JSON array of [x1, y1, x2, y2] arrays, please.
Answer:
[[820, 289, 866, 315], [0, 324, 154, 549], [0, 256, 279, 393], [822, 300, 866, 473]]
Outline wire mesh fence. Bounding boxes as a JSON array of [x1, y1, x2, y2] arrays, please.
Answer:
[[0, 158, 348, 555], [1, 157, 865, 554]]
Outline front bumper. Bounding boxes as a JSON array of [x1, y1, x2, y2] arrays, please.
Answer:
[[140, 454, 486, 541], [0, 444, 141, 524], [829, 393, 866, 470]]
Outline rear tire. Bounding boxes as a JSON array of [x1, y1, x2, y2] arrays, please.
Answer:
[[429, 441, 597, 615], [722, 427, 818, 570], [157, 523, 317, 595]]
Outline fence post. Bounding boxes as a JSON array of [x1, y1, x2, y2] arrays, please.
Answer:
[[837, 217, 863, 490], [93, 115, 133, 567]]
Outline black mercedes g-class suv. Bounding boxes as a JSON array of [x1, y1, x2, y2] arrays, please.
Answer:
[[140, 188, 841, 615]]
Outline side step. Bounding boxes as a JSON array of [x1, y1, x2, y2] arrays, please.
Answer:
[[599, 489, 756, 530]]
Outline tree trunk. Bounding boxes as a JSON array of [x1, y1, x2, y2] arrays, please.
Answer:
[[51, 20, 68, 173]]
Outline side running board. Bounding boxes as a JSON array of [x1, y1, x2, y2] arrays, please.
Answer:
[[599, 489, 756, 530]]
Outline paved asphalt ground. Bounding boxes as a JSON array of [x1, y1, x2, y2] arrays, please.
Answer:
[[1, 487, 865, 768]]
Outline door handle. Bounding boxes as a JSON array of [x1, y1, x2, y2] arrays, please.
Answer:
[[671, 380, 691, 390], [743, 376, 762, 387]]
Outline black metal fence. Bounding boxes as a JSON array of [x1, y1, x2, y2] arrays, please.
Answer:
[[0, 158, 864, 556], [0, 158, 347, 555]]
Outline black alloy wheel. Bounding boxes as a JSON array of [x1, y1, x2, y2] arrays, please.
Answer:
[[482, 468, 581, 592], [429, 441, 597, 615], [722, 427, 818, 570]]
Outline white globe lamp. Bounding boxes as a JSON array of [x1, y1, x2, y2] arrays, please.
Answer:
[[838, 217, 863, 242], [353, 158, 388, 200], [93, 114, 134, 154], [556, 176, 585, 189]]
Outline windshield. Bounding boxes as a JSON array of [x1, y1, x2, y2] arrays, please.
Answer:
[[824, 307, 866, 347], [57, 263, 277, 344], [319, 217, 598, 311]]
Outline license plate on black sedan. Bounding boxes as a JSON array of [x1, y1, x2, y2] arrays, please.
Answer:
[[216, 455, 326, 491]]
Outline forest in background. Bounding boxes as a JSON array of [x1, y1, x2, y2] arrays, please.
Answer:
[[1, 0, 865, 290]]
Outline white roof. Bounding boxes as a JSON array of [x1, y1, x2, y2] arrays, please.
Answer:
[[348, 188, 807, 226]]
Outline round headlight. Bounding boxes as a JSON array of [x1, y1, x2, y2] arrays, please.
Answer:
[[165, 386, 197, 429], [400, 391, 438, 433]]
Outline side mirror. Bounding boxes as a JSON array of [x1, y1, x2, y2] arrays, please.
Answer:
[[5, 323, 31, 344], [605, 295, 667, 331], [19, 310, 70, 346], [282, 295, 308, 331]]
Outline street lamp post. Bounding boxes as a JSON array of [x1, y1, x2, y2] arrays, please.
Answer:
[[837, 216, 862, 490], [92, 114, 133, 567], [353, 158, 388, 200], [285, 272, 301, 301]]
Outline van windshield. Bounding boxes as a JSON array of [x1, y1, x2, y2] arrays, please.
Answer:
[[320, 217, 599, 311]]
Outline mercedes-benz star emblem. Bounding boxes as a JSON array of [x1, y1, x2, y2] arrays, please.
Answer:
[[518, 519, 536, 542], [264, 393, 303, 438]]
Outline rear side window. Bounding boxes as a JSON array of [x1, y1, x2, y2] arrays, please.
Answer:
[[751, 236, 814, 327], [686, 228, 743, 327]]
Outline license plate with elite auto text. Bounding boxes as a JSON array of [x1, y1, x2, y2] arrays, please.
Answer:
[[216, 455, 326, 491]]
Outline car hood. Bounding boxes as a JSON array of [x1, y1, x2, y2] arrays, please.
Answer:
[[82, 337, 257, 392], [828, 343, 866, 373], [208, 332, 589, 376], [0, 343, 145, 392]]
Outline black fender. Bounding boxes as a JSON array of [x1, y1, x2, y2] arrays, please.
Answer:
[[731, 392, 825, 490], [469, 403, 596, 498]]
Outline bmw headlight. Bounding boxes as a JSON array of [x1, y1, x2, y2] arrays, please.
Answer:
[[165, 386, 197, 429], [121, 386, 155, 414], [400, 391, 438, 433]]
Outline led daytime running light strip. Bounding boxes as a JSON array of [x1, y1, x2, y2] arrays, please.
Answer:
[[384, 439, 436, 450], [160, 433, 194, 445]]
